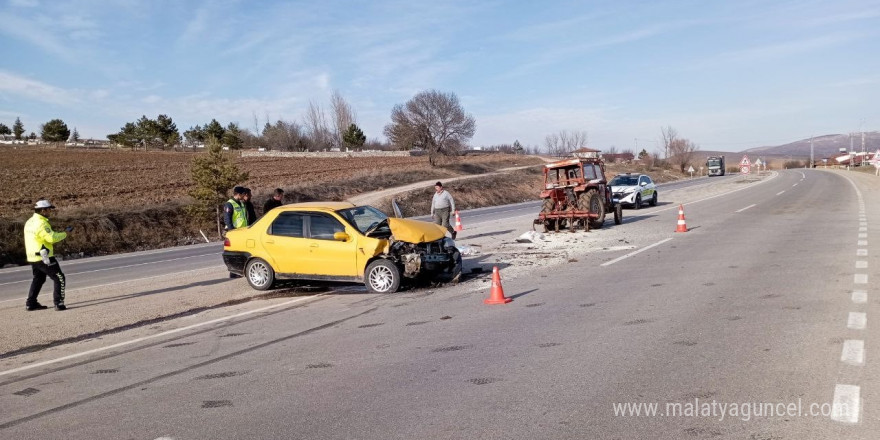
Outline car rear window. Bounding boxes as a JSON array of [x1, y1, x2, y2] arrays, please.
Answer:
[[269, 212, 304, 238]]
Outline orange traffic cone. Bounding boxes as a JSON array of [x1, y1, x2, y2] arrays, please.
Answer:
[[454, 211, 463, 232], [484, 266, 512, 304], [675, 204, 688, 233]]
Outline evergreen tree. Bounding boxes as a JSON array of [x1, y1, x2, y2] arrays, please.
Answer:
[[187, 136, 249, 236], [12, 117, 24, 140], [69, 127, 80, 143], [0, 123, 10, 136], [223, 122, 244, 150], [41, 119, 71, 142], [204, 119, 225, 141], [342, 123, 366, 149]]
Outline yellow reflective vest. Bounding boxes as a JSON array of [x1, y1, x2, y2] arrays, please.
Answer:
[[24, 213, 67, 263], [226, 198, 247, 229]]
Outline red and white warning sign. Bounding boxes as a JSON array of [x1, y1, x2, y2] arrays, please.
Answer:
[[740, 155, 751, 174]]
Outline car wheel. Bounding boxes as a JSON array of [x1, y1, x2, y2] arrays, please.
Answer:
[[650, 192, 658, 207], [633, 194, 641, 210], [614, 204, 623, 225], [365, 259, 401, 293], [245, 258, 275, 291]]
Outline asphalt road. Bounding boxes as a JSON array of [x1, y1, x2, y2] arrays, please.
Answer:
[[0, 177, 703, 304], [4, 170, 876, 439]]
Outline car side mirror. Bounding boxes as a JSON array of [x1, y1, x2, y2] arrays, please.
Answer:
[[640, 182, 647, 186], [334, 232, 350, 242]]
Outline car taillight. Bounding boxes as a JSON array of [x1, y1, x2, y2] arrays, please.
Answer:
[[224, 238, 230, 247]]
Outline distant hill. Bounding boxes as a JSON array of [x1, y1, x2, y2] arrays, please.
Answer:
[[742, 132, 880, 159]]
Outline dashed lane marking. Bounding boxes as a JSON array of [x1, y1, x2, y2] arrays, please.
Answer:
[[856, 261, 868, 269], [857, 249, 868, 257], [858, 240, 868, 246], [848, 312, 867, 330], [776, 191, 786, 195], [855, 274, 868, 284], [600, 238, 673, 267], [841, 340, 865, 366], [852, 291, 867, 304], [735, 204, 756, 213], [831, 384, 860, 423]]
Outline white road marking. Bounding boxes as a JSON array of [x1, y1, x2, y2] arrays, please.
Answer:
[[841, 340, 865, 365], [855, 274, 868, 284], [0, 252, 219, 287], [792, 183, 798, 187], [0, 294, 326, 377], [735, 204, 756, 213], [776, 191, 785, 195], [859, 227, 867, 232], [858, 233, 868, 239], [848, 312, 867, 330], [600, 238, 673, 267], [852, 290, 867, 304], [0, 266, 226, 306], [857, 249, 868, 257], [831, 384, 860, 423], [856, 261, 868, 269], [858, 240, 868, 246]]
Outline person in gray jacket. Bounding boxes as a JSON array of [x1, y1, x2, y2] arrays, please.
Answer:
[[430, 181, 457, 239]]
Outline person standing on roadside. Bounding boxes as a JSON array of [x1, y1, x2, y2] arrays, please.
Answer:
[[262, 188, 285, 216], [224, 186, 248, 231], [242, 188, 257, 226], [24, 200, 72, 311], [430, 181, 457, 239]]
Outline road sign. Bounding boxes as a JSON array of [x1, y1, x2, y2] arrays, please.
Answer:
[[687, 165, 694, 173], [740, 155, 750, 166], [741, 164, 751, 174]]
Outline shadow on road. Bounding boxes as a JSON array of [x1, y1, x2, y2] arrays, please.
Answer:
[[72, 278, 232, 309]]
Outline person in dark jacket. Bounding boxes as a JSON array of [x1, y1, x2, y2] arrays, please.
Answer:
[[262, 188, 284, 216], [242, 188, 257, 226]]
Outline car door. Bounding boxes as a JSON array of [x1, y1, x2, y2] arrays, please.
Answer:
[[638, 176, 650, 199], [304, 213, 358, 277], [262, 211, 311, 274]]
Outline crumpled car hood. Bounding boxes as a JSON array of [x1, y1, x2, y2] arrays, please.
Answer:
[[388, 218, 447, 243]]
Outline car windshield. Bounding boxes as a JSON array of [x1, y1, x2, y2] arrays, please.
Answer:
[[610, 175, 639, 186], [336, 205, 389, 234]]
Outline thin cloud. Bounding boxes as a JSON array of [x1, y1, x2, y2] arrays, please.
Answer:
[[0, 71, 78, 106], [688, 32, 867, 70]]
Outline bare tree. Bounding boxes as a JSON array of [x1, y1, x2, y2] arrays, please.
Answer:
[[304, 101, 332, 150], [384, 89, 476, 166], [262, 119, 306, 151], [668, 138, 700, 173], [330, 90, 356, 149], [661, 126, 678, 159], [544, 130, 589, 157]]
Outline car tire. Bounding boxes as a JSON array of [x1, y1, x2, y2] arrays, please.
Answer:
[[365, 259, 401, 293], [633, 194, 641, 210], [614, 204, 623, 225], [245, 258, 275, 291], [650, 192, 658, 207]]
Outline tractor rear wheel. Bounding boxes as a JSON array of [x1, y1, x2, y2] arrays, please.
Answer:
[[578, 190, 606, 229], [541, 198, 556, 232]]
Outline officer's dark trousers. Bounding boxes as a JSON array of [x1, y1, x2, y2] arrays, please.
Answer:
[[27, 258, 65, 307]]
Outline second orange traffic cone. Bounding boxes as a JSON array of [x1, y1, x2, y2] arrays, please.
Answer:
[[675, 204, 688, 233], [484, 266, 512, 305], [454, 211, 463, 232]]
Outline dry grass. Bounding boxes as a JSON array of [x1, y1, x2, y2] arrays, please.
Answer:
[[0, 149, 543, 265]]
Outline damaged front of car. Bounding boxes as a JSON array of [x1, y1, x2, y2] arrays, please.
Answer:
[[337, 206, 462, 293]]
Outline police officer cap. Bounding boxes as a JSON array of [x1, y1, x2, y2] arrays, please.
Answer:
[[34, 200, 55, 209], [233, 186, 246, 195]]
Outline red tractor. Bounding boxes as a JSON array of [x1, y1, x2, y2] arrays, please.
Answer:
[[534, 158, 622, 232]]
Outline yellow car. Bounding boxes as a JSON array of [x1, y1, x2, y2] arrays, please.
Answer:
[[222, 202, 462, 293]]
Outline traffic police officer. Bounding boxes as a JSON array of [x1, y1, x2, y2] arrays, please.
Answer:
[[24, 200, 72, 311]]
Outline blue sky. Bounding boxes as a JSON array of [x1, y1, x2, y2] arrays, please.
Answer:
[[1, 0, 878, 153]]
